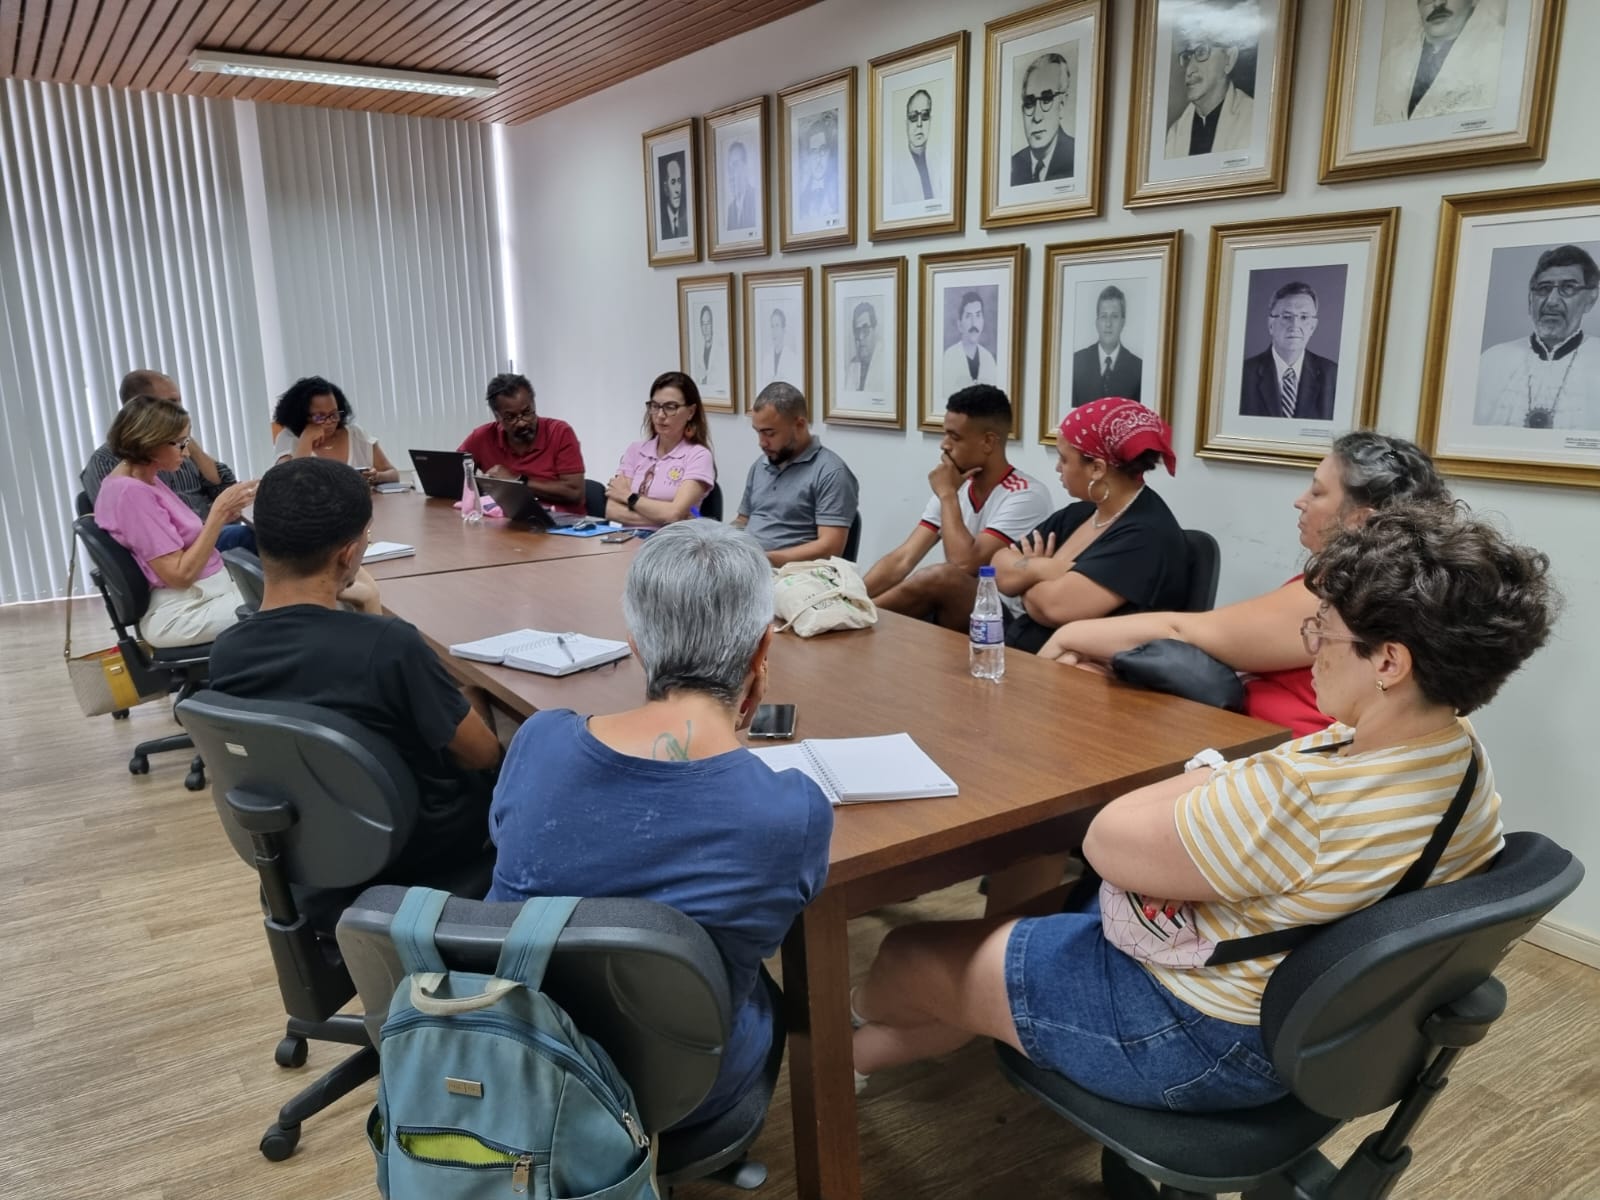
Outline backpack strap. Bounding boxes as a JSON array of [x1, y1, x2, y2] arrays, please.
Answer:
[[494, 896, 583, 989], [392, 887, 451, 975]]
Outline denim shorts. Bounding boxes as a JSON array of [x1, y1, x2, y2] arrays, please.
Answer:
[[1004, 901, 1287, 1112]]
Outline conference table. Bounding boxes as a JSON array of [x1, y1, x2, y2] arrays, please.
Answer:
[[377, 531, 1286, 1200]]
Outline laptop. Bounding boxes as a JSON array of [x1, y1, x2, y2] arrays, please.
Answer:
[[408, 449, 467, 500], [474, 475, 588, 528]]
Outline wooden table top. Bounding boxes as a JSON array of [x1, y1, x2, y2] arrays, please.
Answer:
[[362, 491, 632, 580], [380, 553, 1286, 887]]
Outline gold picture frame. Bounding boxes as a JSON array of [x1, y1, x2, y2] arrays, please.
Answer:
[[980, 0, 1108, 230], [821, 257, 908, 430], [1319, 0, 1563, 184], [778, 68, 857, 252], [1038, 232, 1182, 444], [1417, 180, 1600, 490], [1195, 209, 1399, 468], [678, 273, 738, 414], [704, 96, 771, 261], [869, 32, 969, 242], [742, 268, 813, 421], [917, 245, 1027, 438], [1124, 0, 1297, 209], [642, 117, 701, 268]]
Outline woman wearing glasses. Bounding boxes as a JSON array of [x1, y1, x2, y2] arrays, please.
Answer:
[[272, 375, 399, 486], [603, 371, 716, 527], [94, 394, 256, 647], [851, 504, 1556, 1111]]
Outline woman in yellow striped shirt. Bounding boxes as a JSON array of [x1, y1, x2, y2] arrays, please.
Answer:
[[850, 504, 1556, 1110]]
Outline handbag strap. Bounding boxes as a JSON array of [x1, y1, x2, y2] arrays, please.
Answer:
[[63, 537, 78, 659], [493, 896, 581, 989]]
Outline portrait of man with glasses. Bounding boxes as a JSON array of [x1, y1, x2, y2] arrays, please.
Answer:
[[1162, 2, 1258, 159], [1009, 51, 1076, 186], [891, 86, 942, 206], [1239, 278, 1341, 421]]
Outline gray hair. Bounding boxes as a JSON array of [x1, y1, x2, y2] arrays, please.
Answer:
[[1329, 431, 1450, 513], [622, 521, 773, 706], [753, 380, 807, 419]]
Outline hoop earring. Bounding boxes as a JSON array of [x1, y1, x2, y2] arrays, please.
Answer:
[[1087, 477, 1111, 506]]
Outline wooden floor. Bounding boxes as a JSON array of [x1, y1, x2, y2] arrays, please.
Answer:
[[5, 598, 1597, 1200]]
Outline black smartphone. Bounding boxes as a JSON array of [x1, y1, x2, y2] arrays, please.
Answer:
[[600, 530, 637, 543], [748, 703, 797, 740]]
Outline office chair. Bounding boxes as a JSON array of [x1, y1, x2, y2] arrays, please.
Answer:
[[843, 511, 862, 562], [222, 548, 266, 614], [338, 887, 784, 1193], [584, 478, 607, 518], [700, 481, 724, 522], [72, 513, 210, 789], [175, 689, 494, 1163], [996, 832, 1584, 1199], [1180, 529, 1221, 612]]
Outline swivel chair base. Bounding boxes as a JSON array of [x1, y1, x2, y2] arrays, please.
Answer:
[[260, 1012, 377, 1162]]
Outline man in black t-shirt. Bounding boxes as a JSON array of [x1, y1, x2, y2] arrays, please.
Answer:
[[209, 458, 502, 884]]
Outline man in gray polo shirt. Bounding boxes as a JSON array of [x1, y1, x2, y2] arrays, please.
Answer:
[[735, 382, 859, 566]]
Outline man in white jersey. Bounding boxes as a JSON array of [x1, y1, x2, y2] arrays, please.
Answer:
[[1474, 243, 1600, 430], [863, 384, 1052, 629]]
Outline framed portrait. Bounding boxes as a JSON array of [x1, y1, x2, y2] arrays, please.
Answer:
[[1418, 180, 1600, 490], [705, 97, 770, 260], [778, 68, 856, 252], [678, 273, 738, 414], [743, 268, 813, 420], [917, 245, 1027, 437], [821, 257, 908, 430], [869, 32, 970, 241], [1124, 0, 1297, 208], [1320, 0, 1564, 183], [642, 118, 701, 267], [981, 0, 1108, 229], [1196, 209, 1399, 467], [1039, 232, 1183, 443]]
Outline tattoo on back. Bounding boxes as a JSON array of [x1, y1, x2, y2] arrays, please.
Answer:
[[652, 721, 693, 761]]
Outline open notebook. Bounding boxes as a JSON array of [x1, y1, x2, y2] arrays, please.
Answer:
[[363, 540, 416, 563], [748, 733, 958, 805], [448, 628, 631, 677]]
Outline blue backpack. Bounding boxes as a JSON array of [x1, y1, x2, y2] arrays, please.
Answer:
[[366, 888, 657, 1199]]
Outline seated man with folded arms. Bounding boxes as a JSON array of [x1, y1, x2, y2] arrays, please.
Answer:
[[863, 385, 1052, 629], [734, 382, 860, 566], [458, 372, 586, 514], [208, 457, 502, 886]]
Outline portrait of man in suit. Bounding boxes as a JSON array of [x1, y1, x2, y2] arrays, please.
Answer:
[[1071, 285, 1143, 407], [892, 87, 940, 205], [724, 140, 760, 232], [1010, 52, 1075, 185], [797, 113, 839, 224], [658, 153, 688, 242], [759, 307, 800, 392], [1163, 3, 1257, 159], [1239, 281, 1338, 420], [1375, 0, 1508, 126], [695, 304, 727, 394], [940, 290, 999, 401], [844, 300, 887, 394]]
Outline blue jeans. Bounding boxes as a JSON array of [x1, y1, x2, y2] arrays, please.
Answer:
[[216, 523, 256, 553], [1004, 901, 1286, 1111]]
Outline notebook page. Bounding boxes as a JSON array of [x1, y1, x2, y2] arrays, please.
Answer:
[[503, 633, 629, 675], [363, 541, 416, 562], [746, 743, 840, 805], [447, 628, 543, 662], [808, 733, 957, 803]]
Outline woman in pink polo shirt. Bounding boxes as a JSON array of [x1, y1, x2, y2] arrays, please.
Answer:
[[604, 371, 716, 527]]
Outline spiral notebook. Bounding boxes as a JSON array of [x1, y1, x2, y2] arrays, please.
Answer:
[[362, 540, 416, 563], [748, 733, 958, 805], [448, 628, 631, 677]]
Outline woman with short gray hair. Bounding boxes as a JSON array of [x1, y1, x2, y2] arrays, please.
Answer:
[[486, 520, 834, 1127]]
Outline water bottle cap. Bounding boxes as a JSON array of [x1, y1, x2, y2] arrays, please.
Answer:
[[978, 565, 996, 578]]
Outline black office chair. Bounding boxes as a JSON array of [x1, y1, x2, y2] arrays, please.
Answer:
[[338, 887, 784, 1193], [843, 511, 862, 562], [584, 478, 607, 518], [73, 513, 210, 789], [700, 480, 724, 522], [996, 832, 1584, 1199], [222, 547, 266, 615], [1181, 529, 1221, 613], [176, 689, 495, 1163]]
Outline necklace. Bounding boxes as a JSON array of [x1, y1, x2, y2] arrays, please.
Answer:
[[1092, 485, 1144, 529], [1523, 346, 1578, 429]]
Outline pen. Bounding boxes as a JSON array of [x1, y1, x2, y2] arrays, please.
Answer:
[[556, 633, 577, 664]]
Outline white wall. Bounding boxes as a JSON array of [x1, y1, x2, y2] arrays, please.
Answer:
[[502, 0, 1600, 937]]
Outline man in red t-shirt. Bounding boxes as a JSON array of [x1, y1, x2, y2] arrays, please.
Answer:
[[458, 373, 586, 513]]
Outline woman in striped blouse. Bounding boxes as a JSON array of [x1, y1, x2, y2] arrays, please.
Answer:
[[850, 504, 1556, 1111]]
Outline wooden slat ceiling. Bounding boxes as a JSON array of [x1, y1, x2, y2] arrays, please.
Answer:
[[2, 0, 824, 125]]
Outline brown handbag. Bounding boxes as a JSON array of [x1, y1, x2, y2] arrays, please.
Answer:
[[63, 545, 162, 717]]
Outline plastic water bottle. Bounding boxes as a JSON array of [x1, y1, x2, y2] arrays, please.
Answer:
[[969, 565, 1005, 681], [461, 454, 484, 524]]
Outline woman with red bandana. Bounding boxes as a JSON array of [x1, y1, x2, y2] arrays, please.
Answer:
[[992, 397, 1189, 655]]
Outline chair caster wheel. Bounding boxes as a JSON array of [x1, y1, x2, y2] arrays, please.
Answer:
[[184, 769, 207, 791], [275, 1036, 309, 1068], [260, 1122, 301, 1162], [1100, 1146, 1159, 1199], [128, 754, 150, 775], [112, 708, 130, 720]]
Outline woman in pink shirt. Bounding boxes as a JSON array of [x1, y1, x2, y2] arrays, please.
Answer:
[[604, 371, 716, 527], [93, 395, 257, 647]]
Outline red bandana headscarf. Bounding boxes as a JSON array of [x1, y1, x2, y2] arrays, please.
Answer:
[[1058, 397, 1176, 476]]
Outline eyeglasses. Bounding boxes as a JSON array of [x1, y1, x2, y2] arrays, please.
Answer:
[[1021, 90, 1064, 113], [1269, 310, 1318, 325], [1300, 617, 1366, 656], [646, 401, 684, 415], [907, 108, 932, 124], [308, 411, 341, 424], [1177, 43, 1216, 65], [1530, 282, 1596, 300], [169, 437, 191, 451], [496, 408, 535, 425]]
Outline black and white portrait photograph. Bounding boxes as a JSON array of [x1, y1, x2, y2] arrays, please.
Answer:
[[1126, 0, 1295, 208], [1421, 181, 1600, 488], [822, 256, 907, 429], [678, 273, 737, 413], [1039, 232, 1180, 441], [917, 245, 1026, 435], [705, 96, 769, 260], [743, 268, 812, 417], [1321, 0, 1563, 182], [982, 0, 1106, 229], [642, 118, 700, 267], [779, 68, 855, 251], [1197, 209, 1397, 466], [869, 32, 969, 240]]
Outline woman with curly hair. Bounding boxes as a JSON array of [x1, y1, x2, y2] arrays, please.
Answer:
[[272, 376, 399, 486]]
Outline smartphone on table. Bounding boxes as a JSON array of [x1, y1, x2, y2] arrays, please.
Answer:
[[748, 703, 797, 740]]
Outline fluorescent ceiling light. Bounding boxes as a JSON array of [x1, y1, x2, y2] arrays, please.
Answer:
[[188, 50, 498, 99]]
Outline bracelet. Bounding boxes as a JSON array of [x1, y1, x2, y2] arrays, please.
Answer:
[[1184, 748, 1226, 774]]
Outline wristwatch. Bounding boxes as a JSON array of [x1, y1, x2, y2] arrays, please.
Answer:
[[626, 492, 640, 512], [1184, 748, 1227, 774]]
